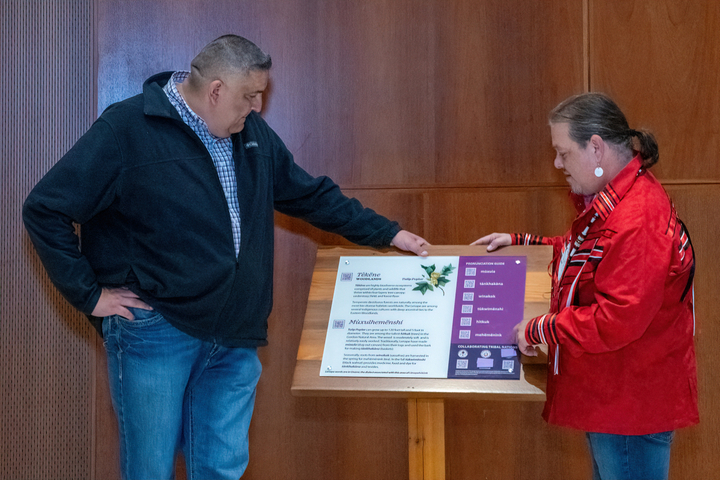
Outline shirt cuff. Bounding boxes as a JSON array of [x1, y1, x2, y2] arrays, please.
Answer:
[[525, 313, 559, 345], [512, 233, 546, 246]]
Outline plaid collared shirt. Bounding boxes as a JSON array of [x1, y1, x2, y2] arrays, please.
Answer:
[[163, 71, 241, 256]]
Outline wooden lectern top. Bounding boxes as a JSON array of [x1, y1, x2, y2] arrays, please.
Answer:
[[291, 245, 551, 401]]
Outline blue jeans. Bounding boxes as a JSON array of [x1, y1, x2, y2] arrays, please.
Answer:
[[586, 431, 675, 480], [103, 308, 262, 480]]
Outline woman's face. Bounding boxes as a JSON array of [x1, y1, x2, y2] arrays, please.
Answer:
[[550, 122, 606, 195]]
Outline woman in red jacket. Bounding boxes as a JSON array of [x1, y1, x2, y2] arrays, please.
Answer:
[[474, 93, 698, 480]]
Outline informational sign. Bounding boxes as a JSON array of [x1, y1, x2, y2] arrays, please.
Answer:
[[320, 255, 526, 380]]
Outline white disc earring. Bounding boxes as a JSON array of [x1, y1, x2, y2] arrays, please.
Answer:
[[594, 166, 604, 178]]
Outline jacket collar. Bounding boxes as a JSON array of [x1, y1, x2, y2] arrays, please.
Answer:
[[140, 71, 256, 148], [142, 71, 182, 120], [572, 154, 644, 220]]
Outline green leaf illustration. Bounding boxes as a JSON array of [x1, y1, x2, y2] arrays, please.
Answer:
[[412, 263, 455, 296], [413, 282, 434, 295], [421, 264, 436, 276]]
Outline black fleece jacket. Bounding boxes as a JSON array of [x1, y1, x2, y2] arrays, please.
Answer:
[[23, 72, 401, 347]]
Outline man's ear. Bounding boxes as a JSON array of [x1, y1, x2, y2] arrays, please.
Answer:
[[208, 80, 223, 104]]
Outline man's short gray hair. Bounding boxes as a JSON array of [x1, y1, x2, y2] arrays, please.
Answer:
[[189, 34, 272, 86]]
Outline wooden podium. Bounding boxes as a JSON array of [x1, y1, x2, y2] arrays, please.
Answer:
[[291, 245, 552, 480]]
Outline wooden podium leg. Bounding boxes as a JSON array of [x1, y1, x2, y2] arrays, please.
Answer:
[[408, 398, 445, 480]]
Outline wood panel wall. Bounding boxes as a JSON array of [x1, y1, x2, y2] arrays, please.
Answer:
[[1, 1, 98, 479], [588, 3, 720, 479], [3, 0, 718, 478]]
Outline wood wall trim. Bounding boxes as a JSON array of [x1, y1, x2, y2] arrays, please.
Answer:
[[334, 179, 720, 192], [584, 0, 591, 91]]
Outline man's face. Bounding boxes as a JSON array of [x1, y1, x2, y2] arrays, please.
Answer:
[[206, 69, 269, 138], [551, 122, 604, 195]]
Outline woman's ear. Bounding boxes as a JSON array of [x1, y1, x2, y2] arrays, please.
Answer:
[[589, 134, 606, 160]]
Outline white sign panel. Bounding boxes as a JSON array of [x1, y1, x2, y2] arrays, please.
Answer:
[[320, 256, 458, 378], [320, 254, 528, 379]]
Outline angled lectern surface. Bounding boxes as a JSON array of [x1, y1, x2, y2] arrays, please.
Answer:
[[291, 245, 552, 480], [292, 245, 551, 399]]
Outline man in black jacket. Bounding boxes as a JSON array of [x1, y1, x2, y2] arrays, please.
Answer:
[[23, 34, 428, 480]]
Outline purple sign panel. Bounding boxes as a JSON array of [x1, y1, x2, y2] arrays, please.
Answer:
[[447, 256, 527, 380]]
